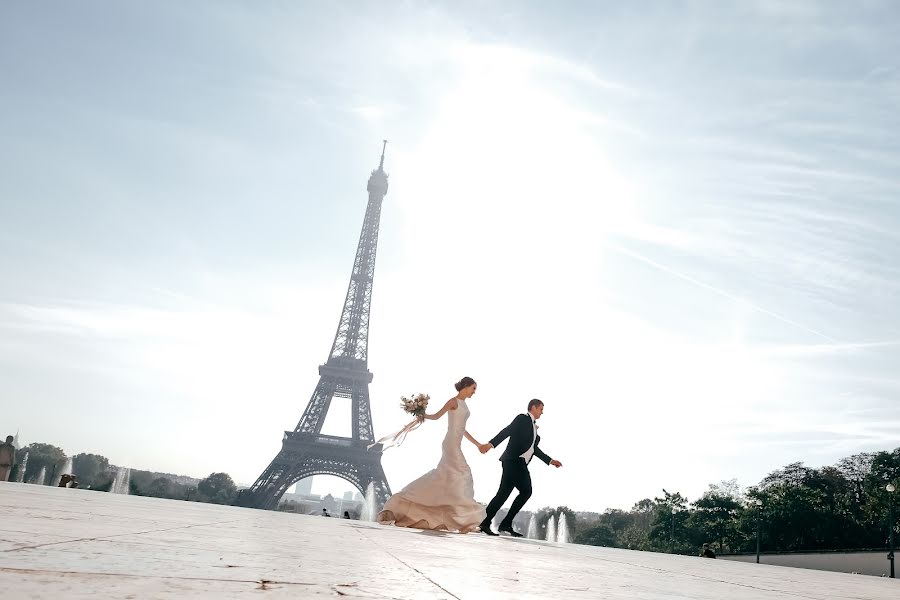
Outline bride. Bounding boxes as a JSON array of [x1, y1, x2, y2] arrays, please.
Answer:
[[377, 376, 488, 532]]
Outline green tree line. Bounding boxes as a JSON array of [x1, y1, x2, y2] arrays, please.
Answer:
[[570, 448, 900, 554], [13, 442, 238, 505]]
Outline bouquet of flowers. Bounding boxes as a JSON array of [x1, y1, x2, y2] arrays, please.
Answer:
[[368, 392, 431, 452], [400, 393, 430, 418]]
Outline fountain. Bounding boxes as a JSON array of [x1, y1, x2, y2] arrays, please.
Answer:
[[545, 514, 557, 543], [526, 514, 538, 539], [111, 466, 131, 494], [557, 514, 570, 543], [53, 457, 73, 487], [16, 452, 28, 482], [360, 482, 377, 521], [31, 466, 46, 486]]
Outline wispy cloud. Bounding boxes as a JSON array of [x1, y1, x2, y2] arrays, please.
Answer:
[[752, 340, 900, 358], [605, 240, 841, 343]]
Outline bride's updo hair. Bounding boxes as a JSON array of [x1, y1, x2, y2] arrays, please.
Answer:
[[454, 376, 476, 392]]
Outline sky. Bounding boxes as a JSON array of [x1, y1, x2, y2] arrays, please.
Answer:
[[2, 1, 899, 512]]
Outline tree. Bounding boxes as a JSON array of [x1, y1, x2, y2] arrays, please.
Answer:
[[92, 471, 115, 492], [837, 452, 875, 508], [756, 483, 831, 551], [649, 490, 692, 553], [16, 443, 66, 483], [598, 509, 633, 538], [197, 472, 237, 504], [619, 525, 654, 551], [760, 462, 813, 488], [128, 470, 155, 495], [862, 449, 900, 544], [72, 453, 110, 488], [576, 524, 617, 547], [597, 498, 655, 550], [692, 491, 743, 552], [630, 498, 655, 531], [146, 477, 174, 498], [708, 478, 743, 501], [743, 459, 884, 552], [576, 508, 649, 549]]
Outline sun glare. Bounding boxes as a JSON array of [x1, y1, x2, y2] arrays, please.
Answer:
[[397, 43, 639, 262]]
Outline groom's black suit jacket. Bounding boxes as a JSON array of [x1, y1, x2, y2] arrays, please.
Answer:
[[489, 414, 552, 465]]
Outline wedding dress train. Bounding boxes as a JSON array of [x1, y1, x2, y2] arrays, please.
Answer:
[[377, 398, 486, 532]]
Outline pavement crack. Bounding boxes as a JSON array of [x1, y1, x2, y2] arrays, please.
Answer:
[[0, 567, 325, 588]]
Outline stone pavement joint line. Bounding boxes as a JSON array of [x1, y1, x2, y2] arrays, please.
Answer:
[[2, 518, 249, 553], [359, 528, 463, 600], [1, 482, 899, 599]]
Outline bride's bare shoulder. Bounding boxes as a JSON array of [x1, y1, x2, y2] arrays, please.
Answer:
[[445, 397, 459, 410]]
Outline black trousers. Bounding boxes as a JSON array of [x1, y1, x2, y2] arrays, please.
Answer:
[[483, 458, 532, 528]]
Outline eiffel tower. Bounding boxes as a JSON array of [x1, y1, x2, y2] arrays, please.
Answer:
[[236, 142, 392, 510]]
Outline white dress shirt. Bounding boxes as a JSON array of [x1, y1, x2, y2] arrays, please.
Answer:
[[519, 416, 538, 463]]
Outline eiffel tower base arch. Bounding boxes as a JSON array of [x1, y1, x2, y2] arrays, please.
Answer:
[[235, 432, 392, 511]]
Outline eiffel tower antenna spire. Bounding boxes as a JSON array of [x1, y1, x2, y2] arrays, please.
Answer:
[[236, 142, 392, 510]]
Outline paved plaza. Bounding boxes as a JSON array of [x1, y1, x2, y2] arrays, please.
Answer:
[[1, 482, 897, 599]]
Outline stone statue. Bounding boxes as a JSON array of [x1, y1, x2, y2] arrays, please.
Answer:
[[0, 435, 15, 482]]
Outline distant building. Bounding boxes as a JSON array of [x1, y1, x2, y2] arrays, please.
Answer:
[[278, 488, 365, 517], [322, 494, 338, 513], [295, 477, 313, 496]]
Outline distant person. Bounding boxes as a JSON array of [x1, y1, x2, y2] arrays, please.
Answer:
[[701, 543, 716, 558], [343, 511, 351, 519], [322, 508, 330, 517], [58, 474, 77, 488], [0, 435, 15, 482]]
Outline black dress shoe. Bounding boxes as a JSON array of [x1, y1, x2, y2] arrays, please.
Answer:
[[498, 526, 524, 537], [479, 522, 498, 536]]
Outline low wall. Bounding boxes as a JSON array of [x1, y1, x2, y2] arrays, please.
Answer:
[[720, 550, 894, 577]]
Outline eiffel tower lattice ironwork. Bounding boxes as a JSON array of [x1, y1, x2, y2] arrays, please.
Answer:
[[236, 142, 392, 510]]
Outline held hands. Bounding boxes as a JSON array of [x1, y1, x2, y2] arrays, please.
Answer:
[[478, 443, 493, 454], [550, 459, 563, 468]]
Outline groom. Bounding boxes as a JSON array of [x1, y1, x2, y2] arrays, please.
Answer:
[[478, 399, 562, 536]]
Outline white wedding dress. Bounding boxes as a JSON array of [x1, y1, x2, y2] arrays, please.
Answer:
[[377, 399, 487, 532]]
